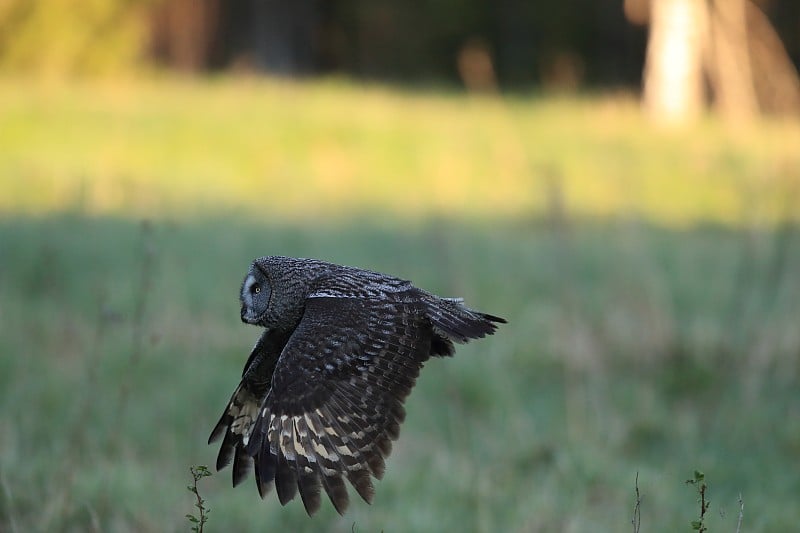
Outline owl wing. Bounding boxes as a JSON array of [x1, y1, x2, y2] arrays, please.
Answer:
[[244, 293, 431, 516], [208, 329, 288, 488]]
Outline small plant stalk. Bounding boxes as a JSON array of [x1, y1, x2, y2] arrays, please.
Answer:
[[686, 470, 709, 532], [187, 465, 212, 533], [632, 471, 642, 533]]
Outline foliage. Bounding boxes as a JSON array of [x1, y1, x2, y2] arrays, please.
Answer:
[[686, 470, 709, 532], [0, 0, 149, 76], [0, 0, 798, 89]]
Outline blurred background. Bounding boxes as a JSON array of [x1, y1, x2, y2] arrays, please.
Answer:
[[1, 0, 799, 531]]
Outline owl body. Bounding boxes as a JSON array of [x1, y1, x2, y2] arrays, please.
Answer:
[[210, 256, 505, 515]]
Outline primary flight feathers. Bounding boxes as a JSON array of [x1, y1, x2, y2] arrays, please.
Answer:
[[209, 256, 505, 515]]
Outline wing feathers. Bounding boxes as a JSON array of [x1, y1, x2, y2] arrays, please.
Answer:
[[376, 435, 393, 457], [232, 446, 253, 487], [254, 450, 276, 498], [208, 414, 228, 444], [291, 416, 324, 515], [216, 428, 236, 471], [296, 468, 322, 515], [321, 473, 350, 515], [315, 402, 368, 469], [346, 468, 375, 504], [366, 450, 386, 480], [275, 455, 298, 505]]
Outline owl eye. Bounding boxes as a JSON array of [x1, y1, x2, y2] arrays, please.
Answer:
[[251, 283, 261, 294]]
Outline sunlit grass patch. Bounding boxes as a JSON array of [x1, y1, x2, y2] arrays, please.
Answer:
[[1, 78, 798, 224]]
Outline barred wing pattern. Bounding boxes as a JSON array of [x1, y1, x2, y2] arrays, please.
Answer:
[[208, 329, 288, 489], [213, 294, 430, 515]]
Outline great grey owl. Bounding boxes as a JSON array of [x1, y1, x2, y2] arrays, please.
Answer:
[[209, 256, 505, 516]]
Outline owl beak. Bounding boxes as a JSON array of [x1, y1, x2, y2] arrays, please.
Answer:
[[240, 305, 261, 325]]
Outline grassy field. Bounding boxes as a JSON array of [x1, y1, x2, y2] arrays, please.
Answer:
[[1, 79, 800, 532], [1, 78, 799, 224]]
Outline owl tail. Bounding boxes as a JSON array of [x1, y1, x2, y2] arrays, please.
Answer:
[[423, 295, 506, 356]]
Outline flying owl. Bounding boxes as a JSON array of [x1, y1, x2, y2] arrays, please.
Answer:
[[209, 256, 505, 515]]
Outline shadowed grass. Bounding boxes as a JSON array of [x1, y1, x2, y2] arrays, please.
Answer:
[[1, 214, 799, 532]]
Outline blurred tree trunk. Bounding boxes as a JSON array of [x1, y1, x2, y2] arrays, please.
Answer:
[[150, 0, 220, 71], [706, 0, 800, 119], [638, 0, 799, 125], [745, 1, 800, 116], [706, 0, 758, 121], [642, 0, 707, 125]]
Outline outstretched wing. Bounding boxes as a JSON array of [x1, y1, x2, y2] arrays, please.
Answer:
[[245, 294, 431, 516], [208, 329, 289, 487]]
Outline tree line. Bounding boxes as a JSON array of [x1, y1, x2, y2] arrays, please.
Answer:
[[1, 0, 798, 120]]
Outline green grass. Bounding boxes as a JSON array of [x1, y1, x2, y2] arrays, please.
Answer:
[[1, 78, 800, 531], [0, 78, 798, 224], [1, 214, 799, 532]]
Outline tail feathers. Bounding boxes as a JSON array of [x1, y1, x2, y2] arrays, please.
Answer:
[[425, 296, 506, 349]]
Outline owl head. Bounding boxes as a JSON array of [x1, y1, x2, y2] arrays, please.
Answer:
[[240, 256, 336, 329], [240, 264, 271, 325]]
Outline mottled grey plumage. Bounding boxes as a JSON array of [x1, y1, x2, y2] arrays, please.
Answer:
[[209, 256, 505, 516]]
